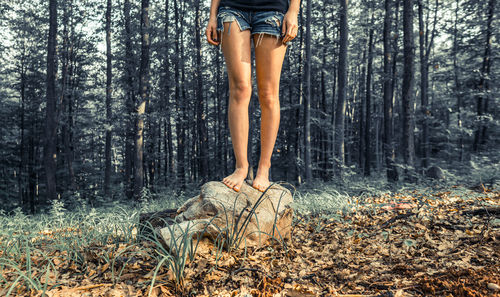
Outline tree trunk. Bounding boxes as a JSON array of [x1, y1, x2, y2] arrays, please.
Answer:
[[124, 0, 136, 199], [383, 0, 398, 181], [104, 0, 113, 195], [358, 48, 366, 173], [392, 0, 400, 162], [364, 10, 374, 177], [473, 0, 495, 151], [134, 0, 151, 199], [174, 0, 186, 188], [195, 0, 209, 183], [402, 0, 416, 180], [44, 0, 58, 202], [418, 0, 438, 169], [61, 0, 77, 193], [303, 0, 312, 180], [295, 3, 304, 185], [335, 0, 348, 178], [19, 55, 26, 209], [453, 0, 464, 162], [320, 8, 329, 179]]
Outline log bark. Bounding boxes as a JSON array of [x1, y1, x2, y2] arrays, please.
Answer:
[[138, 181, 294, 252]]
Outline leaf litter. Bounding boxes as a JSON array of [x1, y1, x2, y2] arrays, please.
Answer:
[[0, 184, 498, 296]]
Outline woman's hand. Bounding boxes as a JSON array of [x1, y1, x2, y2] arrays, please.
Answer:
[[206, 16, 220, 46], [281, 10, 298, 45]]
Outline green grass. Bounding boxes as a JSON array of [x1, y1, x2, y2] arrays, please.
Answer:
[[0, 178, 382, 295], [2, 163, 493, 295]]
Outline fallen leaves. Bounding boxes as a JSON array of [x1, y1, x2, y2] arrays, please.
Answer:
[[1, 185, 499, 296]]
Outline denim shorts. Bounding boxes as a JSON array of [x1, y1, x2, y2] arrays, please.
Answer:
[[216, 6, 294, 48]]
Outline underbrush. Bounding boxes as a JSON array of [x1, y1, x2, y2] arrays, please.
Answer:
[[0, 163, 496, 295]]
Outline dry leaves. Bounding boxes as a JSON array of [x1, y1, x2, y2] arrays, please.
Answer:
[[1, 185, 499, 296]]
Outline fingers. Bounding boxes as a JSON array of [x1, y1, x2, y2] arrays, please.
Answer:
[[211, 27, 218, 44], [281, 20, 297, 45], [283, 26, 292, 44], [208, 28, 218, 45], [206, 25, 220, 46]]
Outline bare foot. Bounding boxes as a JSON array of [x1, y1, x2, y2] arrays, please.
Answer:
[[222, 167, 248, 192], [252, 165, 271, 192]]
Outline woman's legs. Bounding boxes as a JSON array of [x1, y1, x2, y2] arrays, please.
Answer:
[[220, 20, 252, 192], [252, 34, 287, 191]]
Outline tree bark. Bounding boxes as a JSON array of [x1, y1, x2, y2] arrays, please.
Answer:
[[303, 0, 312, 180], [473, 0, 495, 151], [402, 0, 416, 180], [418, 0, 438, 169], [195, 0, 209, 183], [335, 0, 348, 177], [124, 0, 136, 199], [174, 0, 186, 188], [383, 0, 398, 181], [104, 0, 113, 195], [364, 10, 374, 177], [453, 0, 464, 162], [161, 0, 173, 184], [134, 0, 151, 199], [44, 0, 58, 202]]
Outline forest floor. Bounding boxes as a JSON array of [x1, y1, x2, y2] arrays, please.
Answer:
[[1, 182, 499, 297]]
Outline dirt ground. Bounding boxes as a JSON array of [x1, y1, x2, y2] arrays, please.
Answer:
[[3, 184, 499, 297]]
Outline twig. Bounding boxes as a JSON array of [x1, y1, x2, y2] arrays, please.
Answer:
[[231, 267, 273, 279], [381, 212, 416, 228], [72, 283, 113, 290], [461, 207, 500, 217]]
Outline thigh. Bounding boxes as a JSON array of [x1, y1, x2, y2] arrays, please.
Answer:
[[217, 8, 252, 89], [254, 33, 287, 97]]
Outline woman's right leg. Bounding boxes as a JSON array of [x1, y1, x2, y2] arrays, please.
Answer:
[[220, 20, 252, 192]]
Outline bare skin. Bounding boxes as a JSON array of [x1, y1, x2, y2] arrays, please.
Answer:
[[216, 22, 287, 192], [206, 7, 298, 192], [219, 20, 252, 192], [252, 33, 287, 191]]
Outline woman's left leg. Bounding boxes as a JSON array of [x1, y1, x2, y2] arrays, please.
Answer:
[[252, 33, 287, 191]]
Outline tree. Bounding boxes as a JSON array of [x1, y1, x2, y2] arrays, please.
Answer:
[[335, 0, 348, 177], [122, 0, 136, 199], [195, 0, 209, 183], [104, 0, 113, 196], [44, 0, 57, 202], [304, 0, 312, 180], [417, 0, 438, 169], [383, 0, 398, 181], [364, 9, 374, 177], [402, 0, 416, 180], [473, 0, 495, 151], [134, 0, 151, 199]]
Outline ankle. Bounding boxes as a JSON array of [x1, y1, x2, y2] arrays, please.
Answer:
[[235, 163, 249, 170], [257, 161, 271, 170]]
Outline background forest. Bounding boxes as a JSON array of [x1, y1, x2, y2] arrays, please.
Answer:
[[0, 0, 498, 214]]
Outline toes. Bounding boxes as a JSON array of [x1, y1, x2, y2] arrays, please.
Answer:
[[252, 180, 268, 192], [234, 180, 244, 192], [222, 178, 233, 189]]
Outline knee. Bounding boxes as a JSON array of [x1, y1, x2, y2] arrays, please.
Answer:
[[229, 80, 252, 103], [258, 90, 279, 109]]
